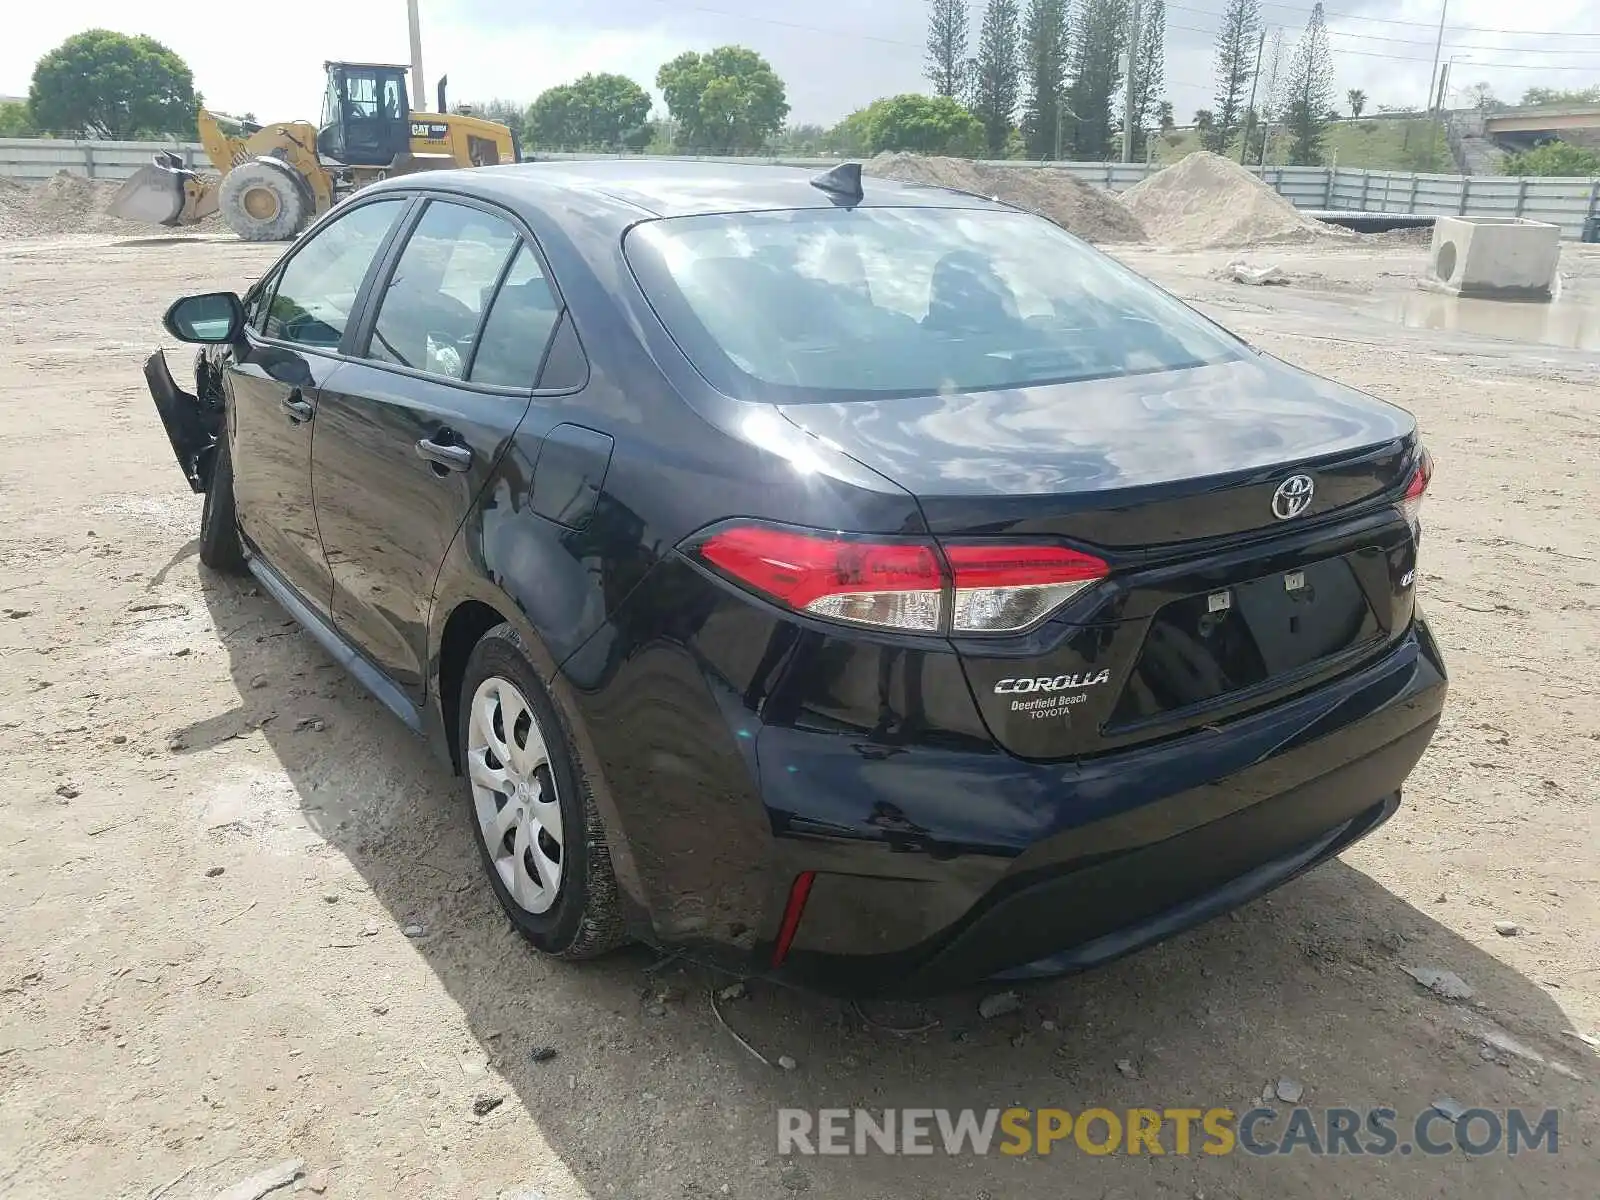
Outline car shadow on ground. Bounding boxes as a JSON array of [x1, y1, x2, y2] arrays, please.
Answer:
[[191, 571, 1592, 1199]]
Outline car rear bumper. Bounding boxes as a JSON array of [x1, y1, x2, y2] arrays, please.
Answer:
[[759, 617, 1447, 995]]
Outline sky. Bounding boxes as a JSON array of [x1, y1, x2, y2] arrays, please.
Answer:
[[5, 0, 1599, 133]]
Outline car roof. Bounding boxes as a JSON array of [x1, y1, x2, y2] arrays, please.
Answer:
[[365, 158, 1012, 232]]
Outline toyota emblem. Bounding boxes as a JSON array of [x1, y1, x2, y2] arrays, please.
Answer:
[[1271, 474, 1315, 520]]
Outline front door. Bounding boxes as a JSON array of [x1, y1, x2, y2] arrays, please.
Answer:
[[226, 195, 409, 611], [311, 198, 565, 699]]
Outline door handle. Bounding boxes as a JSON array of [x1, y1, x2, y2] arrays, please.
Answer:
[[416, 436, 473, 473], [281, 389, 314, 423]]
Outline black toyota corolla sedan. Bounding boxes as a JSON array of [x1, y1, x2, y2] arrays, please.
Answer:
[[145, 159, 1445, 994]]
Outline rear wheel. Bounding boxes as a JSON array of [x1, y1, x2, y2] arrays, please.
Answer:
[[218, 161, 307, 242], [458, 625, 625, 959], [198, 432, 245, 574]]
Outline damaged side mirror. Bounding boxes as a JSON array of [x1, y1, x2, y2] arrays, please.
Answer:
[[163, 292, 244, 344]]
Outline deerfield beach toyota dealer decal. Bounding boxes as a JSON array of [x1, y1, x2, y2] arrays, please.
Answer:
[[995, 670, 1112, 721]]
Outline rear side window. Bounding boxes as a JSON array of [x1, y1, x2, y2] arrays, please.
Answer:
[[264, 198, 405, 348], [469, 245, 561, 387], [366, 200, 519, 379], [625, 206, 1240, 401]]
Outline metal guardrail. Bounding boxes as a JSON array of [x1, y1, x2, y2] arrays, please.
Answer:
[[4, 138, 1599, 239]]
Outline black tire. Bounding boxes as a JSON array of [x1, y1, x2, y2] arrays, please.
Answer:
[[458, 624, 625, 959], [218, 161, 307, 242], [198, 433, 245, 573]]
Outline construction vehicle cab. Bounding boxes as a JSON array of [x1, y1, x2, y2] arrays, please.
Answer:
[[318, 62, 412, 168]]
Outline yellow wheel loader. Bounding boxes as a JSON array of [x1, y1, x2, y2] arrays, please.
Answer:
[[110, 62, 518, 241]]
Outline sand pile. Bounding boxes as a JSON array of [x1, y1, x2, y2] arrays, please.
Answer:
[[1121, 151, 1351, 249], [0, 170, 220, 240], [865, 152, 1148, 244]]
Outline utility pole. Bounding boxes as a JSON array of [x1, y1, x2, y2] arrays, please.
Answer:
[[408, 0, 427, 113], [1432, 60, 1452, 168], [1425, 0, 1448, 116], [1257, 28, 1282, 167], [1240, 29, 1266, 165], [1056, 97, 1078, 161], [1121, 0, 1144, 163]]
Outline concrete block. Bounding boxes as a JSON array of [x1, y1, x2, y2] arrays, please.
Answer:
[[1424, 216, 1562, 301]]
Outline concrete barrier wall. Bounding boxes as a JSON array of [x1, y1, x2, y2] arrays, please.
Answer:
[[0, 138, 204, 182], [5, 138, 1598, 239]]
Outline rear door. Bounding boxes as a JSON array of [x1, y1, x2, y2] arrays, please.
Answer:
[[309, 196, 566, 700], [226, 195, 409, 611]]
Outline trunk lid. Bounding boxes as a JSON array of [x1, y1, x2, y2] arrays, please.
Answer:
[[777, 357, 1415, 546], [778, 358, 1422, 761]]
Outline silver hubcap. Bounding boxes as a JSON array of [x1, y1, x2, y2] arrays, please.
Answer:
[[466, 677, 564, 914]]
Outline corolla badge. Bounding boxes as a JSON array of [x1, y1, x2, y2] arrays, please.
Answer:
[[994, 670, 1111, 694], [1271, 474, 1316, 520]]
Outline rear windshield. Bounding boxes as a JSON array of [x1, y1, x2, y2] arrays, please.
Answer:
[[624, 205, 1241, 401]]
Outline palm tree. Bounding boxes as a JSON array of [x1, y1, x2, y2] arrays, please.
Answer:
[[1346, 88, 1367, 119]]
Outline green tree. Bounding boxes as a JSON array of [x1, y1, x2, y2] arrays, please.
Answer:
[[1502, 140, 1600, 176], [657, 46, 789, 153], [1021, 0, 1070, 159], [926, 0, 972, 99], [971, 0, 1023, 156], [28, 30, 196, 139], [827, 108, 874, 155], [775, 123, 829, 153], [468, 98, 528, 146], [643, 118, 676, 154], [838, 94, 984, 155], [1346, 88, 1367, 119], [1280, 2, 1334, 166], [0, 100, 36, 137], [1126, 0, 1167, 160], [528, 73, 652, 150], [1066, 0, 1128, 160], [1209, 0, 1261, 153], [1520, 85, 1600, 108], [1156, 100, 1175, 131]]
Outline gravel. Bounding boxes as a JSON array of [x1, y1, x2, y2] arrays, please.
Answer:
[[864, 153, 1148, 244], [0, 170, 220, 241], [1121, 151, 1355, 249]]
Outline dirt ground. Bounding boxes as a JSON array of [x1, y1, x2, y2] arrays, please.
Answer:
[[1, 230, 1596, 1200]]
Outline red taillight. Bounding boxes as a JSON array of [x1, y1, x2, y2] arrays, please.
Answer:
[[1400, 447, 1432, 537], [771, 870, 816, 968], [696, 525, 944, 631], [690, 521, 1109, 635]]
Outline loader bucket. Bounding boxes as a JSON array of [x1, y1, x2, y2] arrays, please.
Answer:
[[109, 158, 201, 227]]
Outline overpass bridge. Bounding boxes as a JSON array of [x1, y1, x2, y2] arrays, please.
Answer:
[[1482, 105, 1600, 148]]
